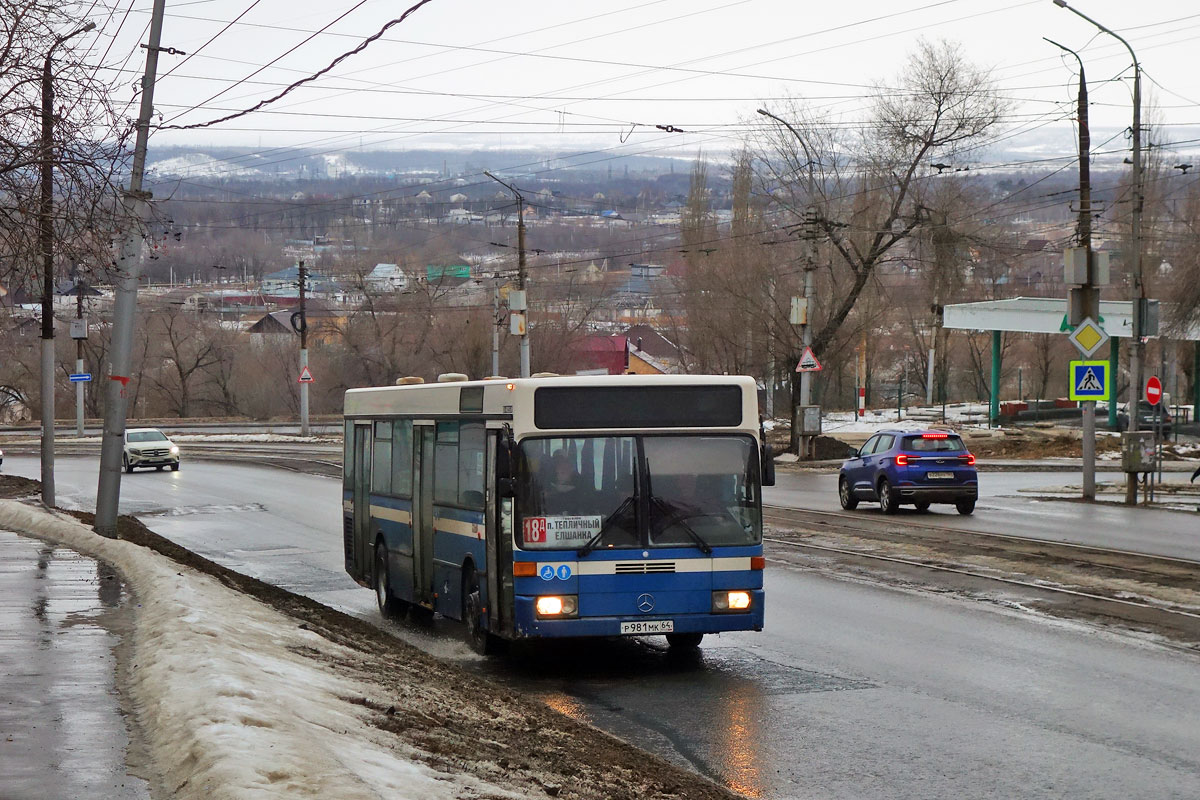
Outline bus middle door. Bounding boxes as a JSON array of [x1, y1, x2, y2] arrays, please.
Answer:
[[411, 423, 436, 607]]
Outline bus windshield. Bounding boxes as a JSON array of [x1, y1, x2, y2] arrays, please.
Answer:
[[515, 435, 761, 552]]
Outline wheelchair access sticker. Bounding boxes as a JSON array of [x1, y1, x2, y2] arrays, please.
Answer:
[[538, 563, 573, 581]]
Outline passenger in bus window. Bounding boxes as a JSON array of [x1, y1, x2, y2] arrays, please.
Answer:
[[545, 451, 581, 511]]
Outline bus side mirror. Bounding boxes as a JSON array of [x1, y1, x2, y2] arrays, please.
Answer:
[[761, 444, 776, 487]]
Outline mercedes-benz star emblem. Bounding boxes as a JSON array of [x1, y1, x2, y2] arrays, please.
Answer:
[[636, 593, 655, 613]]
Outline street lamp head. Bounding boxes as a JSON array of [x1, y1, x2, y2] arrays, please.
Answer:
[[1052, 0, 1068, 7]]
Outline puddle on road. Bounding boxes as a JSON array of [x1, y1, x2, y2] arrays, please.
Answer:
[[466, 637, 873, 797], [0, 531, 151, 799]]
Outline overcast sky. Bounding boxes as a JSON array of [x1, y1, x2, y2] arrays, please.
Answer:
[[81, 0, 1200, 164]]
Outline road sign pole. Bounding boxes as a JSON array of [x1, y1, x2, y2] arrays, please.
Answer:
[[75, 357, 84, 436], [1082, 400, 1095, 500]]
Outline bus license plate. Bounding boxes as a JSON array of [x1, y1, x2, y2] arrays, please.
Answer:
[[620, 620, 674, 635], [927, 471, 953, 479]]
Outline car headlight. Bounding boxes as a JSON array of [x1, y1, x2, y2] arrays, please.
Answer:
[[712, 590, 752, 613], [535, 595, 578, 618], [169, 445, 180, 455], [128, 448, 140, 455]]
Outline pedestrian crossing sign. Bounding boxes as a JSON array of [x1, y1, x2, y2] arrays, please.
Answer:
[[1068, 360, 1109, 401]]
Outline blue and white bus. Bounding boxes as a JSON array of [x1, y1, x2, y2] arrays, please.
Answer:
[[342, 374, 772, 654]]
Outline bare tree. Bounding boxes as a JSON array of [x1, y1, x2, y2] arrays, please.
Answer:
[[752, 39, 1008, 391]]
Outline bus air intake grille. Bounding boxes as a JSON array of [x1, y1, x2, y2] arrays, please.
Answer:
[[615, 561, 676, 574]]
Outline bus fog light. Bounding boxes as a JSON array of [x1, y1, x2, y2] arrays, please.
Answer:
[[535, 595, 577, 618], [713, 591, 751, 612]]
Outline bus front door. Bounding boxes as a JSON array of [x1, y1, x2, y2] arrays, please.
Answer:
[[411, 424, 436, 607]]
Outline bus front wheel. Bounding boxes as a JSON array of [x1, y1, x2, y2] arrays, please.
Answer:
[[374, 542, 406, 619], [666, 632, 704, 649], [463, 571, 499, 656]]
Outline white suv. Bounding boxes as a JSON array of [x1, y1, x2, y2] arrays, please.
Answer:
[[124, 428, 180, 472]]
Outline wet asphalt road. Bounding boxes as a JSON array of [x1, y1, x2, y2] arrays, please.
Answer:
[[0, 530, 150, 800], [8, 456, 1200, 799], [767, 469, 1200, 561]]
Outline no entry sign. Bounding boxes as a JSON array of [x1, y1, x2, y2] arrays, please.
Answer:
[[1145, 375, 1162, 406]]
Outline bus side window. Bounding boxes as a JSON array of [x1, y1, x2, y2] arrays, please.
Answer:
[[391, 420, 413, 497], [459, 422, 485, 510], [371, 421, 392, 495], [434, 422, 459, 506]]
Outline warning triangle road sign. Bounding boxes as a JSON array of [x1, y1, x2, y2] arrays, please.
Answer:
[[297, 366, 314, 383], [1076, 367, 1103, 392], [795, 346, 822, 373]]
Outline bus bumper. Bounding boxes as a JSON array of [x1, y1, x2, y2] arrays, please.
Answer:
[[512, 591, 764, 638]]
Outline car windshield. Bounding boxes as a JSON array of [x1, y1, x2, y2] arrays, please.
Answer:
[[127, 431, 168, 443], [901, 435, 966, 452], [515, 435, 761, 552]]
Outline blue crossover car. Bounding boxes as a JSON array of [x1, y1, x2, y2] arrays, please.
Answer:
[[839, 430, 978, 515]]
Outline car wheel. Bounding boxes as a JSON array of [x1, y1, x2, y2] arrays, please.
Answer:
[[666, 632, 704, 649], [838, 476, 859, 510], [171, 463, 180, 472], [156, 465, 163, 471], [374, 542, 405, 619], [915, 501, 931, 512], [463, 571, 499, 655], [955, 499, 976, 516], [879, 478, 899, 515], [123, 456, 133, 474]]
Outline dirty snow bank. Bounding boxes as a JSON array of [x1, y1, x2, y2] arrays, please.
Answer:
[[0, 501, 514, 800]]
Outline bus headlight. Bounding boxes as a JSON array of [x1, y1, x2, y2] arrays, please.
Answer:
[[535, 595, 578, 618], [712, 590, 752, 612]]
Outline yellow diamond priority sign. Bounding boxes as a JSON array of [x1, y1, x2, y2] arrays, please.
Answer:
[[1066, 316, 1109, 358]]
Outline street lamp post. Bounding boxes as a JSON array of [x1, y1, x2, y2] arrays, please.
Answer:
[[1052, 0, 1143, 503], [38, 20, 95, 508]]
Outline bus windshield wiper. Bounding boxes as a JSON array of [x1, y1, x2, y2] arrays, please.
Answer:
[[644, 459, 712, 554], [649, 495, 712, 554], [577, 495, 635, 558]]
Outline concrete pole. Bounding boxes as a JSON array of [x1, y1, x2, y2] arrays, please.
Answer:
[[298, 260, 309, 437], [492, 284, 500, 376], [926, 348, 935, 404], [94, 0, 167, 537], [75, 287, 84, 436], [1082, 401, 1096, 499], [1109, 337, 1120, 428], [989, 330, 1001, 427], [1054, 1, 1143, 501], [517, 198, 530, 378]]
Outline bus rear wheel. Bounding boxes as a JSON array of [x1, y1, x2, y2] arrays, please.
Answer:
[[374, 542, 406, 619], [666, 632, 704, 649], [463, 571, 498, 656]]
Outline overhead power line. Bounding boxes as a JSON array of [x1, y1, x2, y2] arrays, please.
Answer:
[[160, 0, 437, 130]]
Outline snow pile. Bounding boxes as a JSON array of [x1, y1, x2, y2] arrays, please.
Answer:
[[0, 501, 513, 800]]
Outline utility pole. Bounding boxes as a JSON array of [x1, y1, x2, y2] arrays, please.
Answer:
[[298, 259, 309, 436], [491, 282, 500, 376], [1047, 37, 1098, 500], [38, 20, 96, 508], [484, 172, 530, 377], [75, 281, 85, 436], [94, 0, 167, 537], [1053, 0, 1143, 502], [757, 108, 821, 456]]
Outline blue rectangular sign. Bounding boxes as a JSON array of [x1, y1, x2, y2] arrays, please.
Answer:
[[68, 373, 92, 382], [1068, 360, 1109, 401]]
